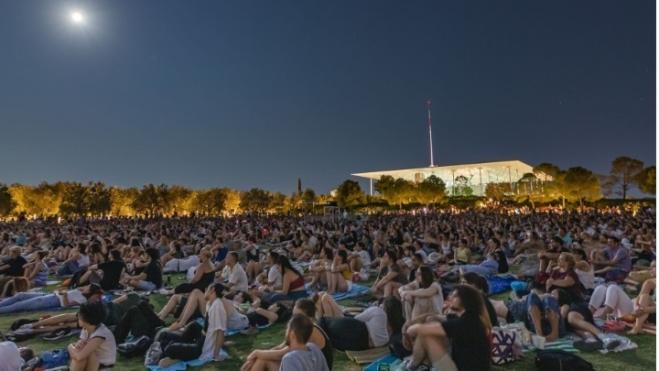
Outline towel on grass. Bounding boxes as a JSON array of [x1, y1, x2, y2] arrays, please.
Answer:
[[146, 350, 230, 371], [522, 338, 578, 353], [345, 346, 391, 364], [333, 284, 370, 301], [362, 354, 399, 371]]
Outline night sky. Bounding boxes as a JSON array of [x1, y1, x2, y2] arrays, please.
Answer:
[[0, 1, 655, 193]]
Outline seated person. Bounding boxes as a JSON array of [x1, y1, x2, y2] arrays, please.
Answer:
[[404, 285, 491, 371], [152, 284, 227, 367], [122, 248, 162, 291], [220, 252, 249, 293], [241, 299, 333, 371], [174, 249, 215, 294], [399, 265, 443, 320], [460, 272, 499, 326], [262, 256, 307, 303], [308, 248, 332, 290], [0, 285, 101, 314], [553, 289, 609, 351], [68, 302, 117, 371], [2, 250, 48, 297], [320, 297, 403, 351], [254, 251, 282, 292], [279, 315, 330, 371], [326, 250, 351, 295], [0, 246, 28, 291], [78, 250, 126, 291], [491, 280, 561, 341], [592, 236, 632, 283], [372, 249, 406, 298], [545, 253, 584, 304], [588, 283, 634, 319], [629, 277, 656, 335]]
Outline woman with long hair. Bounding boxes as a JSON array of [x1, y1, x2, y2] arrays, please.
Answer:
[[405, 285, 491, 371], [264, 256, 308, 303], [399, 265, 443, 319]]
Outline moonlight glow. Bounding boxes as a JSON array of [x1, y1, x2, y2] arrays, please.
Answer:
[[70, 10, 85, 24]]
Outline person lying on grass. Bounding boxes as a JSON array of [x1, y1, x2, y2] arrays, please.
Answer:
[[151, 284, 228, 367], [68, 301, 117, 371], [241, 299, 333, 371], [13, 293, 141, 337], [0, 284, 102, 315]]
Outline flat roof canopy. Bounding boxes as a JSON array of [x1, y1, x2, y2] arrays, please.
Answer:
[[352, 160, 535, 182]]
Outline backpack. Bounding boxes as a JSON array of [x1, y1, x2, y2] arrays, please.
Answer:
[[535, 350, 594, 371], [491, 327, 521, 365], [40, 349, 71, 369]]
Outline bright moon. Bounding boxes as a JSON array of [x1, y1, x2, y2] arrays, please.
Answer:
[[70, 10, 85, 24]]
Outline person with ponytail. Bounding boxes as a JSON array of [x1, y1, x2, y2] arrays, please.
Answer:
[[405, 284, 491, 371]]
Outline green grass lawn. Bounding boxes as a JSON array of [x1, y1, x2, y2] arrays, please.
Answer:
[[0, 275, 654, 370]]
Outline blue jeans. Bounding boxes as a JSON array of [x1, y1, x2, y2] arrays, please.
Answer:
[[57, 260, 80, 276], [0, 292, 61, 314], [506, 292, 563, 336]]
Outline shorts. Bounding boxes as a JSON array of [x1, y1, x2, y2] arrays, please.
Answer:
[[136, 281, 156, 291], [432, 352, 458, 371]]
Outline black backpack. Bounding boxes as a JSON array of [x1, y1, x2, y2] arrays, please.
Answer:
[[535, 350, 594, 371]]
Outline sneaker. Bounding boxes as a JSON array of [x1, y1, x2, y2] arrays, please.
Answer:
[[144, 341, 163, 366], [42, 328, 72, 341]]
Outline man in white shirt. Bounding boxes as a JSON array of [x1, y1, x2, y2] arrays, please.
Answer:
[[224, 252, 248, 292]]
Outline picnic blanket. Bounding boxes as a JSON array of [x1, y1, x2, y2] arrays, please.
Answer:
[[487, 274, 518, 295], [523, 338, 578, 353], [146, 356, 216, 371], [333, 283, 370, 301], [362, 354, 400, 371], [345, 346, 391, 364]]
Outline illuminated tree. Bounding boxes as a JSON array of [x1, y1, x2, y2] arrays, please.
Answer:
[[59, 182, 89, 216], [416, 175, 446, 205], [335, 180, 365, 209], [607, 156, 644, 200], [563, 166, 602, 208], [240, 188, 272, 213], [636, 166, 656, 195], [110, 187, 138, 216], [0, 184, 15, 217], [222, 188, 241, 214]]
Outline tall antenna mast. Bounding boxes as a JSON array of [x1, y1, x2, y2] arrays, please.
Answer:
[[426, 99, 435, 167]]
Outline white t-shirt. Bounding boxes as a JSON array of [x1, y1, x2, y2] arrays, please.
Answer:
[[56, 289, 87, 307], [201, 298, 227, 361], [267, 265, 282, 288], [356, 250, 371, 267], [227, 264, 249, 292], [80, 324, 116, 366], [0, 341, 23, 371], [355, 307, 389, 347]]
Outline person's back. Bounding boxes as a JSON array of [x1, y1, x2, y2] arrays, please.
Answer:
[[280, 343, 329, 371]]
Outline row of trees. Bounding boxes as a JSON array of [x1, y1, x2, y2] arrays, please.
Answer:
[[0, 182, 320, 218], [0, 157, 653, 216]]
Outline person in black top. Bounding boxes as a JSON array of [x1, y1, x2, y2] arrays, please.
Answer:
[[405, 285, 491, 371], [0, 247, 27, 277], [123, 248, 162, 291], [81, 250, 126, 290]]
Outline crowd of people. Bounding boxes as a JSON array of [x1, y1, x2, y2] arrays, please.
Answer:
[[0, 205, 654, 370]]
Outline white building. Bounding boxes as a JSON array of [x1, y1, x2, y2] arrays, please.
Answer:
[[352, 160, 538, 196]]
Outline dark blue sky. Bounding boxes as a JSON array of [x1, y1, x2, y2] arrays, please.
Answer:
[[0, 1, 654, 193]]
